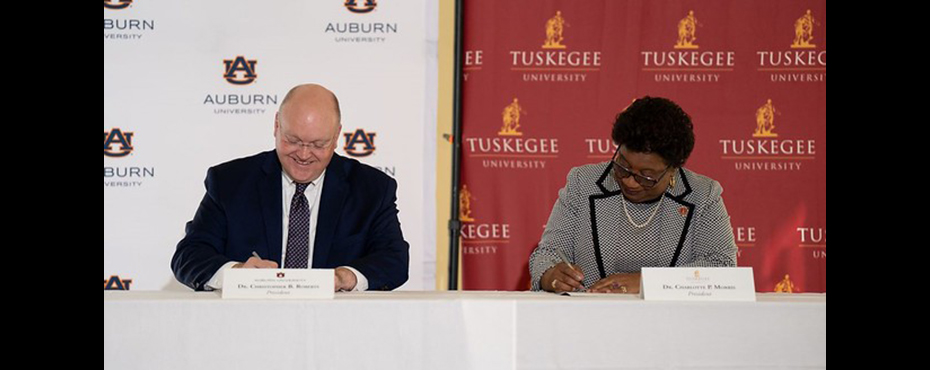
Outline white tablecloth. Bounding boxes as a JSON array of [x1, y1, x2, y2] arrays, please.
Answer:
[[104, 291, 826, 370]]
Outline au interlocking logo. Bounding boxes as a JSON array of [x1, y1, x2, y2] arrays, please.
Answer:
[[223, 56, 258, 85], [104, 275, 133, 290], [343, 129, 376, 157], [104, 128, 135, 158], [104, 0, 132, 10], [345, 0, 377, 14]]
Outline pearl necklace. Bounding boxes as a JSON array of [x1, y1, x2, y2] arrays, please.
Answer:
[[621, 192, 665, 230]]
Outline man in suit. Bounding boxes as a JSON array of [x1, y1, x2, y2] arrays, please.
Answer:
[[171, 84, 409, 292]]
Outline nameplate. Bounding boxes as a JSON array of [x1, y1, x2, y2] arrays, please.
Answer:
[[222, 269, 334, 300], [641, 267, 756, 302]]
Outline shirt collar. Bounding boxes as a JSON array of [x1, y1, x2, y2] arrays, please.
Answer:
[[282, 170, 326, 187]]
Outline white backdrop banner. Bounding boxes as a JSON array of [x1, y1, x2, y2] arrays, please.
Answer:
[[104, 0, 437, 291]]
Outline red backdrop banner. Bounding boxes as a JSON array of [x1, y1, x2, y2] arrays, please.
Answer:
[[459, 0, 826, 292]]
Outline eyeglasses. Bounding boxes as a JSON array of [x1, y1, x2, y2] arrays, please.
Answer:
[[281, 134, 333, 151], [612, 153, 670, 189]]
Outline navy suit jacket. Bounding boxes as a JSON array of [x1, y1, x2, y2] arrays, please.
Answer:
[[171, 151, 409, 291]]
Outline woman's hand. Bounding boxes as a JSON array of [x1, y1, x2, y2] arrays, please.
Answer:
[[588, 273, 641, 294], [541, 263, 585, 292]]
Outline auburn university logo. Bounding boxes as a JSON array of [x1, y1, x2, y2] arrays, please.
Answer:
[[343, 129, 376, 157], [223, 56, 258, 85], [104, 276, 133, 290], [104, 128, 135, 158], [345, 0, 377, 14], [104, 0, 132, 10]]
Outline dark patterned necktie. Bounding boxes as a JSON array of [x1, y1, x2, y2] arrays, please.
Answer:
[[284, 182, 311, 268]]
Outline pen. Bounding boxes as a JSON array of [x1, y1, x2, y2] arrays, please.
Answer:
[[555, 248, 585, 292]]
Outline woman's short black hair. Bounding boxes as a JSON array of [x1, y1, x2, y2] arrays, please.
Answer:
[[611, 96, 695, 168]]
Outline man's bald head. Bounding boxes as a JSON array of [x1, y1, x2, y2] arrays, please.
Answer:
[[279, 84, 341, 126]]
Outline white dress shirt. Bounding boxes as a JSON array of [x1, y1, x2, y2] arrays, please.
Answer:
[[205, 170, 368, 291]]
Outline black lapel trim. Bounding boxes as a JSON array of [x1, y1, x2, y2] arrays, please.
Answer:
[[590, 165, 697, 273], [589, 162, 618, 280], [594, 160, 617, 195], [665, 168, 695, 267], [589, 195, 608, 280]]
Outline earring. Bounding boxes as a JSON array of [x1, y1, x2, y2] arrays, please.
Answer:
[[669, 175, 676, 189]]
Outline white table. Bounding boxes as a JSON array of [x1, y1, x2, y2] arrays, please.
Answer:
[[104, 291, 826, 370]]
